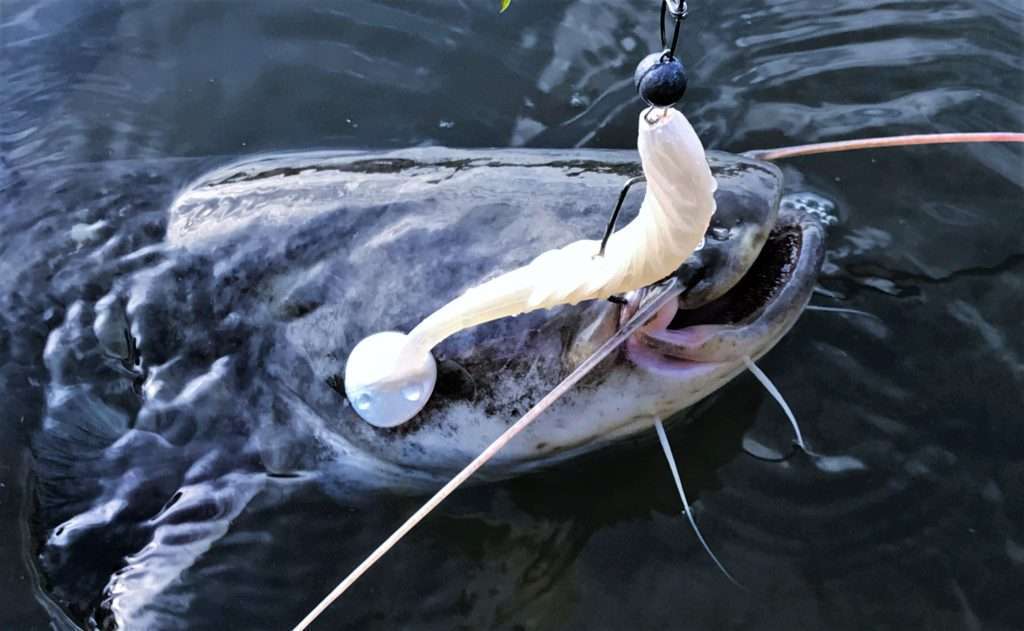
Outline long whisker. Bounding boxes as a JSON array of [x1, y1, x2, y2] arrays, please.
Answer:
[[812, 285, 844, 299], [745, 132, 1024, 161], [742, 357, 806, 450], [805, 305, 880, 320], [653, 418, 743, 588]]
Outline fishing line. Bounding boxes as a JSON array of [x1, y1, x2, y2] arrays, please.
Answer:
[[293, 280, 684, 631], [746, 132, 1024, 161]]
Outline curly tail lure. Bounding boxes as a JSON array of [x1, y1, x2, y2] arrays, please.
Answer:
[[344, 0, 700, 429], [343, 106, 714, 427]]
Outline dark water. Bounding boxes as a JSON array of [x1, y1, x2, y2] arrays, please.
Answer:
[[2, 1, 1022, 629]]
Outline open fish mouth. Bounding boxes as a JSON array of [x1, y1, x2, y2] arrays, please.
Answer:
[[625, 206, 825, 372]]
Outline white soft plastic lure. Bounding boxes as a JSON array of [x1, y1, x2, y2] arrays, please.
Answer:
[[344, 107, 718, 427]]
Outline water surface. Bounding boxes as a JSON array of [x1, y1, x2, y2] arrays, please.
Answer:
[[2, 1, 1022, 629]]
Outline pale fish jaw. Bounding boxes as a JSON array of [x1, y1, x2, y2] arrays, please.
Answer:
[[627, 212, 822, 371]]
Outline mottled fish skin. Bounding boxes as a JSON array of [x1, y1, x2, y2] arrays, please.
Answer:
[[23, 148, 818, 628]]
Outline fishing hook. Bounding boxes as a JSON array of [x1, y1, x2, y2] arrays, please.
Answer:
[[597, 175, 646, 257], [643, 104, 671, 124]]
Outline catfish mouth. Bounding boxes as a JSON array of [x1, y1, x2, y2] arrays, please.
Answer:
[[626, 208, 821, 371]]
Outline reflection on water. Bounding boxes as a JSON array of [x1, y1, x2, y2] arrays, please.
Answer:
[[2, 1, 1022, 629]]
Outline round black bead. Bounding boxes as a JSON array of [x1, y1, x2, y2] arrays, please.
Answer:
[[634, 52, 688, 107]]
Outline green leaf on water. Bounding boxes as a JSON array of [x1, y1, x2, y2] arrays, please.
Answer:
[[500, 0, 512, 13]]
